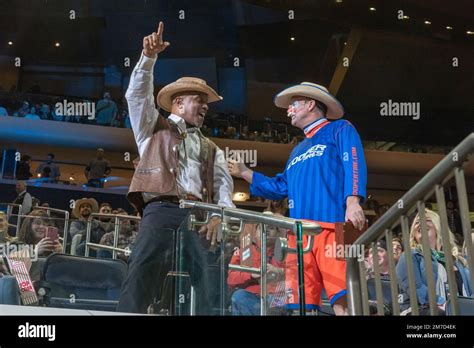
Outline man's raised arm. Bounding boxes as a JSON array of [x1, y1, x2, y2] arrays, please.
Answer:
[[126, 21, 170, 156]]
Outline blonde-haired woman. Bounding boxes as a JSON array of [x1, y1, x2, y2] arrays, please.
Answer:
[[396, 209, 472, 315], [0, 211, 13, 244], [0, 211, 13, 274]]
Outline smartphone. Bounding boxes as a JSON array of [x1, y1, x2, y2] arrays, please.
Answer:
[[46, 226, 59, 241]]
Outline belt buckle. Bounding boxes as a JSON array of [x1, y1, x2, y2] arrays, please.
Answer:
[[184, 194, 196, 201]]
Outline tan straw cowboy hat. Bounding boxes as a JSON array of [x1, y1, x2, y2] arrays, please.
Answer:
[[274, 82, 344, 119], [157, 77, 223, 112], [72, 198, 99, 218]]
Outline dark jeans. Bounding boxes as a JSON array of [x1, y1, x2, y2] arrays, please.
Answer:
[[97, 249, 113, 259], [117, 201, 211, 314], [76, 242, 97, 257], [231, 289, 260, 316]]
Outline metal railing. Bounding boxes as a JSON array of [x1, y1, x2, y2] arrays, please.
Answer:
[[85, 213, 141, 259], [181, 200, 322, 316], [5, 203, 23, 233], [347, 133, 474, 315]]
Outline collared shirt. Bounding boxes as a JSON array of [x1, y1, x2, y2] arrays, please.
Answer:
[[250, 119, 367, 222], [303, 117, 328, 136], [126, 52, 234, 208]]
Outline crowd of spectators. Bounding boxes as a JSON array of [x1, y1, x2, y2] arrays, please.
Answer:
[[3, 192, 139, 263], [1, 89, 465, 153], [0, 91, 131, 128], [0, 91, 297, 144], [13, 149, 112, 188], [1, 182, 473, 315], [362, 206, 473, 316], [1, 91, 462, 150], [68, 197, 138, 260]]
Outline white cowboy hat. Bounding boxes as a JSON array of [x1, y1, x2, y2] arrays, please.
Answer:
[[157, 77, 223, 112], [72, 198, 99, 218], [274, 82, 344, 119]]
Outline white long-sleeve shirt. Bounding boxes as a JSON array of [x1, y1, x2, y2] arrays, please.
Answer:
[[126, 52, 235, 208], [18, 191, 32, 216]]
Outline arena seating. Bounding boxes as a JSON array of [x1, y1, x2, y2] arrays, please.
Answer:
[[36, 253, 127, 311]]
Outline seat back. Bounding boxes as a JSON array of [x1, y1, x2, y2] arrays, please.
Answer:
[[0, 275, 21, 305], [37, 253, 127, 311], [29, 257, 47, 282], [446, 296, 474, 315]]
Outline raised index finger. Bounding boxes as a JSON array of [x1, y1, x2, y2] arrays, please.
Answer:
[[157, 21, 164, 40]]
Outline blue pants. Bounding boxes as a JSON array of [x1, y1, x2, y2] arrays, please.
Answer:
[[97, 249, 112, 259], [76, 242, 97, 257], [231, 289, 261, 316]]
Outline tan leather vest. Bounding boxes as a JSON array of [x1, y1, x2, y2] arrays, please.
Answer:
[[127, 115, 217, 214]]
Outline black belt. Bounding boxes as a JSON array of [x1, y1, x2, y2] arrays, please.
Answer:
[[147, 195, 180, 205], [146, 194, 202, 206]]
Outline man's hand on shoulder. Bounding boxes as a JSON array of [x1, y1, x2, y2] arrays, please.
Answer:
[[228, 159, 253, 184]]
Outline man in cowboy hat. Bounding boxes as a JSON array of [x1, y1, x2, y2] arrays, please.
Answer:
[[69, 198, 104, 256], [117, 21, 234, 314], [229, 82, 367, 315]]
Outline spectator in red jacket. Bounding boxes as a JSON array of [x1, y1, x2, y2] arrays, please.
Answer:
[[228, 199, 287, 315]]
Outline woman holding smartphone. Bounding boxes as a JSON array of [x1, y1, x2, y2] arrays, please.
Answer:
[[14, 210, 62, 257]]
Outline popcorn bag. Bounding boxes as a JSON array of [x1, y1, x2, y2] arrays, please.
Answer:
[[5, 255, 39, 306]]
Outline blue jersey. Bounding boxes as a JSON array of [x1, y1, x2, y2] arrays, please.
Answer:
[[250, 118, 367, 222]]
